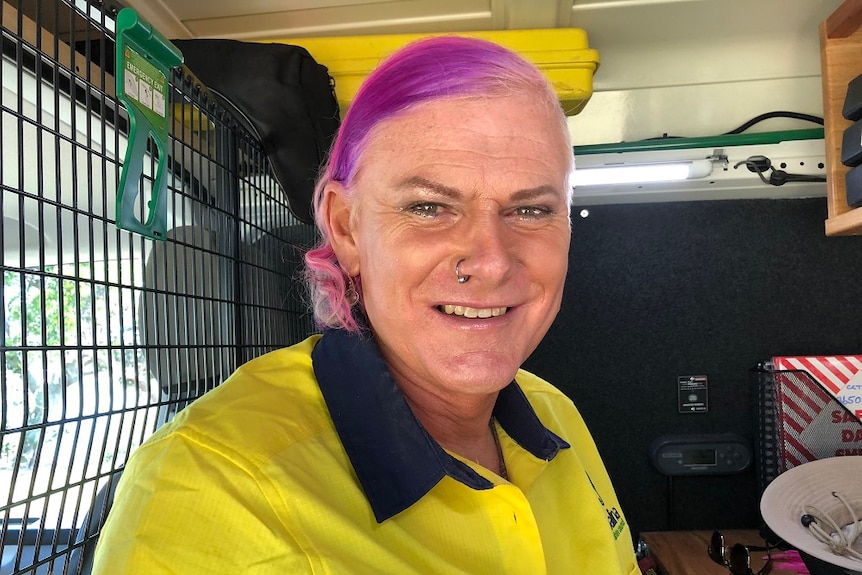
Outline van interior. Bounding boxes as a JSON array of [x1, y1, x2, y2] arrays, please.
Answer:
[[2, 1, 862, 574]]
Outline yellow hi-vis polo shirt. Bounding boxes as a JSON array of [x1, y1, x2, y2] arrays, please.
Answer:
[[93, 330, 639, 575]]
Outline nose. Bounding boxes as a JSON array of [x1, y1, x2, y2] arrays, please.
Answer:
[[456, 212, 516, 283]]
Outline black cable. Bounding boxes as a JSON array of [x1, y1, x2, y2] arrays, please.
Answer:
[[734, 156, 773, 185], [723, 111, 823, 135], [667, 475, 675, 531], [734, 155, 827, 186], [768, 171, 827, 185], [632, 111, 825, 143]]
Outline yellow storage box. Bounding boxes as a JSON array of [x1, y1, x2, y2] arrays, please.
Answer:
[[267, 29, 600, 116]]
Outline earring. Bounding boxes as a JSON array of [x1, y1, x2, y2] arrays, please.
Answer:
[[345, 275, 360, 306]]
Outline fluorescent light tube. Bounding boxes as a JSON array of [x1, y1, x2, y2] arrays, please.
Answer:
[[573, 159, 713, 187]]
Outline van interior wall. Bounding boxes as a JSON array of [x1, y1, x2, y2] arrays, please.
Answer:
[[523, 196, 862, 535]]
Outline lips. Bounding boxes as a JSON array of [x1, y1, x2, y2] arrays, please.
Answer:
[[439, 305, 509, 319]]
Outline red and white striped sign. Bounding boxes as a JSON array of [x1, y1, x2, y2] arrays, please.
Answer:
[[774, 355, 862, 393], [773, 356, 862, 420]]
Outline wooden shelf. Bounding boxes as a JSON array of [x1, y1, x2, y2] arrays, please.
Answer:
[[640, 530, 806, 575], [822, 0, 862, 235]]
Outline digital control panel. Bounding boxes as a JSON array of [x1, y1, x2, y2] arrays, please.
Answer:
[[649, 433, 752, 476]]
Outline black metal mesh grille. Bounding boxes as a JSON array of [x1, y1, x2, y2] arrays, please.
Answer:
[[755, 367, 862, 495], [0, 1, 318, 573]]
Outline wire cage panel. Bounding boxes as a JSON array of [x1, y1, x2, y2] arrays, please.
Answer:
[[0, 1, 319, 573], [755, 367, 862, 495]]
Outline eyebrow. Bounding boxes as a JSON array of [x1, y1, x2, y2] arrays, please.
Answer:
[[397, 176, 462, 200], [397, 176, 563, 203]]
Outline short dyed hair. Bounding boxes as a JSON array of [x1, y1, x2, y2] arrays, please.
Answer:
[[304, 35, 572, 332]]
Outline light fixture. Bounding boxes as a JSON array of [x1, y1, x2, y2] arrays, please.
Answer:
[[567, 129, 826, 206], [572, 159, 713, 187]]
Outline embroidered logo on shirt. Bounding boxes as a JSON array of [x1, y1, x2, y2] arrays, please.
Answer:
[[587, 473, 626, 540]]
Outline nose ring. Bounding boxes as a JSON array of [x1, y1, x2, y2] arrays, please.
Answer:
[[455, 259, 470, 284]]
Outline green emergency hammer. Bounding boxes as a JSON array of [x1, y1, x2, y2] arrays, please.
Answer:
[[115, 7, 182, 240]]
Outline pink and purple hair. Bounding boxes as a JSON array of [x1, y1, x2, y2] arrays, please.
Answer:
[[304, 35, 571, 332]]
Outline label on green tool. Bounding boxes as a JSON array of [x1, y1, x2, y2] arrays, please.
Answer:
[[122, 46, 168, 131]]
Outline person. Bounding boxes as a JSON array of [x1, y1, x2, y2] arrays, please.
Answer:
[[93, 35, 639, 575]]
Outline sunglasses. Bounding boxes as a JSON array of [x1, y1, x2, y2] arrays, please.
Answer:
[[707, 531, 773, 575]]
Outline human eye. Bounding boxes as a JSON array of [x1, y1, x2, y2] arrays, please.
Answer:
[[403, 202, 442, 218], [513, 205, 554, 220]]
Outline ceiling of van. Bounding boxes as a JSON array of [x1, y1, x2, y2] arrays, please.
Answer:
[[121, 0, 840, 47], [118, 0, 845, 148]]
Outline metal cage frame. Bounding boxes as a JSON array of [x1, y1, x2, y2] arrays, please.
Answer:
[[0, 1, 318, 573]]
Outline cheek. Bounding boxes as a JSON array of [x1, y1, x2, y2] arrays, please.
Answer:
[[356, 240, 413, 313], [534, 232, 570, 282], [539, 248, 570, 315], [356, 217, 443, 284]]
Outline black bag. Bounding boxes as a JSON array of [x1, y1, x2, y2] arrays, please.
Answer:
[[173, 39, 340, 224]]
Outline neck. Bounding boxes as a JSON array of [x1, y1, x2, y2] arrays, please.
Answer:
[[399, 385, 505, 477]]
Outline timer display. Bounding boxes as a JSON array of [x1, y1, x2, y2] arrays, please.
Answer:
[[682, 448, 716, 466]]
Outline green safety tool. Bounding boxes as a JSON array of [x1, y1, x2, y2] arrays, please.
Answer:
[[115, 8, 183, 240]]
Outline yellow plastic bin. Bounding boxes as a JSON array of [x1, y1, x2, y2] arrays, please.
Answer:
[[266, 29, 600, 116]]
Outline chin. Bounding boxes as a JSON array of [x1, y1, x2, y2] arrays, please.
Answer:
[[445, 352, 523, 390]]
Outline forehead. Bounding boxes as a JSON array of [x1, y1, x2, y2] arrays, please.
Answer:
[[354, 95, 571, 192]]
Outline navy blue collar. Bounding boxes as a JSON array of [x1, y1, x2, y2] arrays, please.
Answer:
[[311, 328, 569, 523]]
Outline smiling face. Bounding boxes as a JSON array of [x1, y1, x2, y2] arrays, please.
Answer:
[[325, 94, 572, 406]]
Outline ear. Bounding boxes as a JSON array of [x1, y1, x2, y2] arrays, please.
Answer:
[[322, 182, 361, 276]]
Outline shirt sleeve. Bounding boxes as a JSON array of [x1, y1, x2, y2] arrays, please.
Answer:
[[91, 428, 312, 574]]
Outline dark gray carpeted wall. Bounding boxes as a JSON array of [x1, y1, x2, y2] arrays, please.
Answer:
[[524, 197, 862, 536]]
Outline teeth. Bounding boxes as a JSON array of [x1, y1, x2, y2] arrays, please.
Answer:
[[441, 305, 508, 318]]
